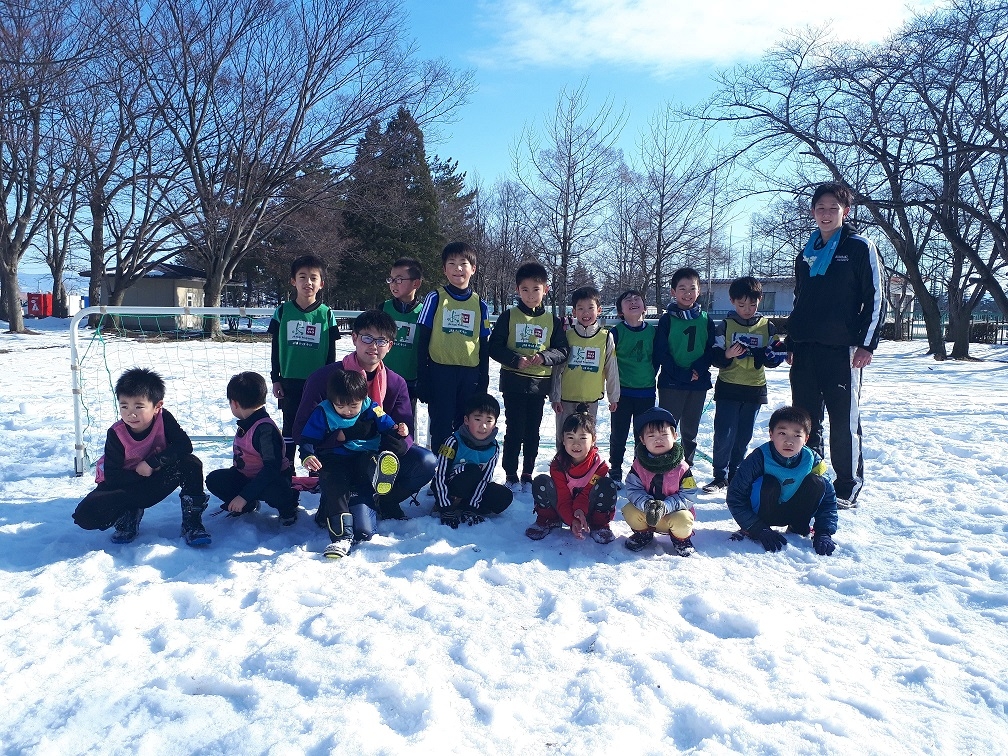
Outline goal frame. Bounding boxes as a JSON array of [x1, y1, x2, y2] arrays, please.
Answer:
[[69, 305, 279, 476]]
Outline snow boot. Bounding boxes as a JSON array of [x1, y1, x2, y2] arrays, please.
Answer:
[[180, 493, 212, 546], [625, 530, 654, 552], [111, 507, 144, 544]]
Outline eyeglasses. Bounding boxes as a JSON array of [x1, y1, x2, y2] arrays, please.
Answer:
[[358, 334, 391, 347], [386, 276, 418, 285]]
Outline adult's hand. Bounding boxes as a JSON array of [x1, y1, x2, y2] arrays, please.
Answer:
[[852, 347, 873, 369]]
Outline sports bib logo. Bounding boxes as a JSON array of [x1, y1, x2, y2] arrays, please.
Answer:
[[287, 319, 321, 348], [395, 321, 416, 347], [514, 323, 547, 351], [441, 307, 474, 336], [732, 332, 764, 349], [569, 345, 601, 372]]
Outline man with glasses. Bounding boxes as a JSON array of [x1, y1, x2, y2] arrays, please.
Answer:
[[381, 258, 425, 433], [294, 310, 438, 523]]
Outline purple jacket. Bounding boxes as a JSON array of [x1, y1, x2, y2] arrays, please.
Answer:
[[293, 358, 415, 452]]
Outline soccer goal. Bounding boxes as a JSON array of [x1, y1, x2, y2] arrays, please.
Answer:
[[69, 306, 286, 476]]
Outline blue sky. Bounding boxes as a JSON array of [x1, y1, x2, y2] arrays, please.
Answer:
[[405, 0, 938, 185]]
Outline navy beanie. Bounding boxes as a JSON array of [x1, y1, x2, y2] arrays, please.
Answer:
[[633, 406, 677, 439]]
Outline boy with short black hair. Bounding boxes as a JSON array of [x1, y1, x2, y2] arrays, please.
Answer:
[[268, 253, 341, 467], [621, 407, 699, 556], [300, 369, 409, 559], [489, 260, 569, 492], [550, 285, 620, 447], [654, 267, 717, 467], [381, 257, 425, 427], [73, 368, 211, 546], [704, 277, 786, 492], [415, 242, 491, 453], [432, 393, 513, 528], [726, 405, 839, 555], [608, 289, 657, 487], [206, 371, 299, 526]]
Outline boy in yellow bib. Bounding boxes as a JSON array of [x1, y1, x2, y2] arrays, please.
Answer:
[[550, 286, 620, 449], [415, 242, 492, 452]]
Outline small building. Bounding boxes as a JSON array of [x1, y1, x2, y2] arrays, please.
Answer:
[[704, 276, 795, 318], [79, 263, 207, 331]]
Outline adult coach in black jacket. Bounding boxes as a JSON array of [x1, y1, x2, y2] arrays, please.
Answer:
[[787, 182, 884, 508]]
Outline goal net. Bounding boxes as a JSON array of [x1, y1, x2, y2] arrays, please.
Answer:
[[69, 305, 341, 476]]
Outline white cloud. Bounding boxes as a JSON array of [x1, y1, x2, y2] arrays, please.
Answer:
[[480, 0, 940, 71]]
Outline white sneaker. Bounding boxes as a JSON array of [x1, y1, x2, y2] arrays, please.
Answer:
[[505, 476, 522, 494], [836, 497, 858, 509]]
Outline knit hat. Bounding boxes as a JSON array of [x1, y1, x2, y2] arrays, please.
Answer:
[[615, 289, 645, 318], [633, 406, 677, 439]]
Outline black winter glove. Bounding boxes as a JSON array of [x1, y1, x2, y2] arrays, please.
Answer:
[[813, 532, 836, 556], [438, 507, 462, 529], [752, 524, 787, 552]]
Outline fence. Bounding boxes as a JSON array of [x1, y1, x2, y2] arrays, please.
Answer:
[[880, 313, 1008, 345]]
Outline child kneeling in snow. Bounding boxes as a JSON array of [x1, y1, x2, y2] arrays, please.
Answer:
[[432, 393, 513, 528], [726, 405, 838, 555], [526, 404, 618, 543], [621, 406, 698, 556]]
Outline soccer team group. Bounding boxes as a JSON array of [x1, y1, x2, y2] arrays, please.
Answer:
[[72, 182, 885, 560]]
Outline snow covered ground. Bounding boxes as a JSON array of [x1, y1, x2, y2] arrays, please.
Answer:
[[2, 318, 1007, 754]]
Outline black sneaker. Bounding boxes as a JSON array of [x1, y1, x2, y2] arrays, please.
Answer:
[[625, 530, 654, 552], [702, 478, 728, 493], [111, 508, 144, 544], [671, 535, 696, 557], [278, 509, 298, 527]]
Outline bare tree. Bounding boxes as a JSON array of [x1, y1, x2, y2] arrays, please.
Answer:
[[513, 82, 625, 314], [124, 0, 469, 334], [0, 0, 90, 331]]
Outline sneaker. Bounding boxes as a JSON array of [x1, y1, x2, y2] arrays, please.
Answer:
[[702, 478, 728, 493], [671, 535, 696, 557], [323, 538, 352, 559], [278, 509, 298, 527], [505, 475, 522, 494], [524, 521, 558, 540], [520, 473, 534, 492], [590, 527, 615, 544], [836, 497, 858, 509], [111, 508, 144, 544], [625, 530, 654, 552], [372, 451, 400, 497], [644, 499, 665, 528]]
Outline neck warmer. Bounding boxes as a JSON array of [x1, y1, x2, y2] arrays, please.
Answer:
[[634, 440, 684, 473], [457, 423, 498, 451], [342, 352, 386, 405], [668, 302, 702, 321]]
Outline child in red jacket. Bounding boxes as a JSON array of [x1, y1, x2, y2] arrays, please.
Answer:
[[525, 404, 618, 543]]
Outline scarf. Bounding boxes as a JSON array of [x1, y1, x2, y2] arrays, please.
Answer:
[[457, 423, 498, 450], [802, 228, 843, 277], [634, 440, 684, 473], [342, 352, 386, 405], [669, 302, 702, 321]]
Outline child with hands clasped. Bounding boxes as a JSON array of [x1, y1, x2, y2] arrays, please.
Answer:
[[550, 286, 620, 447], [526, 405, 618, 543], [300, 370, 409, 559], [73, 368, 211, 546], [206, 372, 299, 525], [726, 406, 838, 555], [489, 261, 569, 493], [432, 393, 513, 528], [704, 277, 786, 492], [621, 407, 699, 556]]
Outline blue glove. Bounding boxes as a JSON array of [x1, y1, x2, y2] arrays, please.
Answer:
[[764, 335, 789, 367], [752, 524, 787, 552], [813, 532, 836, 556]]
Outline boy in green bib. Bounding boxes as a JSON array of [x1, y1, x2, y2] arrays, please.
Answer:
[[489, 261, 569, 492], [550, 286, 620, 449], [654, 268, 717, 467], [268, 254, 341, 467], [608, 289, 657, 486], [381, 257, 425, 434]]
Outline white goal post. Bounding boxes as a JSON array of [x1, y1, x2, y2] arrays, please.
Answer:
[[69, 305, 360, 477]]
